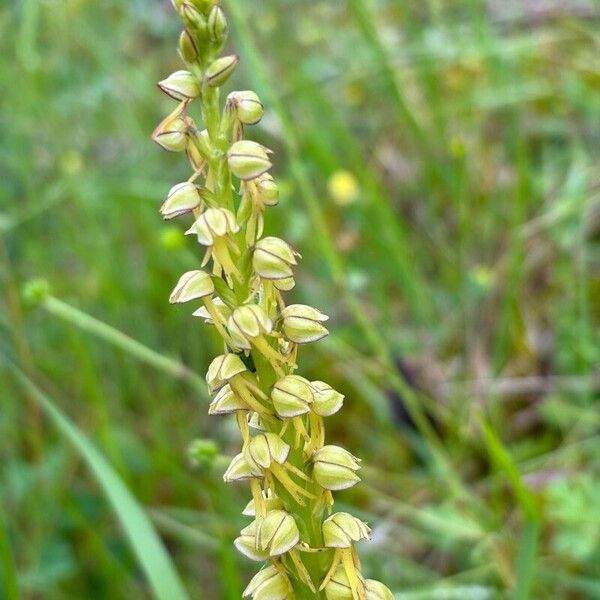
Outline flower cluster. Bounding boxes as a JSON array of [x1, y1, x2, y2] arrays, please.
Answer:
[[155, 2, 392, 598]]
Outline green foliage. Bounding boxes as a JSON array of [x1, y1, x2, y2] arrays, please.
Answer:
[[1, 0, 599, 598]]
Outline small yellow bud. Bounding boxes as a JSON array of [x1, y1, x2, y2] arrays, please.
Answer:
[[158, 70, 200, 101], [205, 353, 246, 392], [227, 90, 264, 125], [244, 433, 290, 472], [257, 510, 300, 556], [310, 380, 344, 417], [227, 304, 273, 350], [205, 54, 239, 87], [160, 182, 202, 219], [169, 270, 214, 303], [187, 207, 239, 246], [324, 566, 353, 600], [365, 579, 394, 600], [234, 521, 270, 561], [178, 29, 199, 63], [312, 445, 361, 491], [243, 564, 293, 600], [207, 5, 228, 46], [271, 375, 313, 418], [280, 304, 329, 344], [227, 140, 272, 181], [223, 452, 262, 482], [208, 384, 247, 415], [253, 236, 299, 281], [322, 512, 370, 548]]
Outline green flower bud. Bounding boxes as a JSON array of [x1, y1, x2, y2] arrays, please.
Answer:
[[242, 490, 283, 516], [158, 70, 200, 101], [271, 375, 313, 418], [227, 140, 272, 181], [365, 580, 394, 600], [169, 270, 214, 303], [207, 5, 228, 46], [205, 54, 239, 87], [227, 90, 264, 125], [178, 29, 199, 63], [223, 452, 262, 482], [181, 2, 207, 31], [280, 304, 329, 344], [310, 380, 344, 417], [322, 512, 370, 548], [244, 433, 290, 472], [243, 564, 293, 600], [187, 207, 240, 245], [257, 510, 300, 556], [227, 304, 273, 350], [152, 112, 188, 152], [234, 520, 270, 561], [253, 236, 299, 281], [209, 384, 247, 415], [324, 566, 353, 600], [255, 173, 279, 206], [160, 181, 202, 219], [206, 353, 246, 392], [312, 445, 361, 491]]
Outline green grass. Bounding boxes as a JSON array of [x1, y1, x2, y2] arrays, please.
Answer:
[[1, 0, 600, 598]]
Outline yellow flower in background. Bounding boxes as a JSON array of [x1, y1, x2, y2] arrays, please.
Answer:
[[328, 170, 360, 206]]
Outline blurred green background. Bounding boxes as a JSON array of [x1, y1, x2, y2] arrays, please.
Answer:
[[2, 0, 600, 598]]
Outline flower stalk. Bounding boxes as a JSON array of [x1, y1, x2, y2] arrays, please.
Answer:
[[154, 2, 392, 598]]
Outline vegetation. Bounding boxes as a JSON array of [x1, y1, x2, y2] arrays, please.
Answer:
[[1, 0, 599, 599]]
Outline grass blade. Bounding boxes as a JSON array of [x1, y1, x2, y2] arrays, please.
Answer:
[[6, 363, 191, 600]]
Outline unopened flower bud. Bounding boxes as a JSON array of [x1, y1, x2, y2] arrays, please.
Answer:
[[207, 5, 228, 46], [227, 304, 273, 350], [255, 173, 279, 206], [158, 70, 200, 101], [152, 112, 188, 152], [242, 490, 282, 516], [310, 380, 344, 417], [187, 207, 239, 245], [227, 140, 272, 181], [271, 375, 313, 418], [322, 512, 370, 548], [181, 2, 207, 31], [178, 29, 199, 63], [324, 566, 353, 600], [209, 384, 247, 415], [365, 580, 394, 600], [160, 182, 202, 219], [312, 445, 361, 491], [243, 564, 293, 600], [206, 353, 246, 392], [280, 304, 329, 344], [257, 510, 300, 556], [205, 54, 239, 87], [227, 90, 264, 125], [169, 270, 214, 303], [223, 452, 261, 482], [244, 433, 289, 472], [253, 237, 298, 280]]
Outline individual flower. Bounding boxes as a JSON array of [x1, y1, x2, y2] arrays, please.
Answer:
[[243, 565, 293, 600], [253, 237, 299, 281], [310, 380, 344, 416], [160, 182, 202, 219], [271, 375, 313, 418], [205, 54, 239, 87], [227, 90, 264, 125], [158, 70, 200, 101], [280, 304, 329, 344], [169, 270, 214, 303], [227, 140, 273, 181], [312, 445, 361, 491], [256, 509, 300, 556], [322, 513, 370, 548]]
